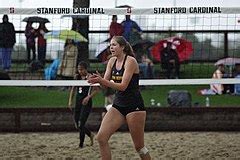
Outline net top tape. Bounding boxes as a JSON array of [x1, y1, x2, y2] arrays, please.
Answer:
[[1, 7, 240, 15], [0, 79, 239, 86]]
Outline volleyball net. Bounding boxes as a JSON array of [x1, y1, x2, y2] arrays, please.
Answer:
[[0, 7, 240, 85]]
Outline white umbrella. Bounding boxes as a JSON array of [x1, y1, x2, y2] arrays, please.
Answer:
[[95, 42, 110, 62], [215, 57, 240, 66]]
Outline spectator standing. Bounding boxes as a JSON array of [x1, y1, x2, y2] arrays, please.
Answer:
[[57, 39, 78, 80], [121, 15, 142, 45], [37, 22, 48, 67], [0, 15, 16, 71], [25, 21, 37, 63], [109, 15, 124, 40], [160, 42, 180, 79]]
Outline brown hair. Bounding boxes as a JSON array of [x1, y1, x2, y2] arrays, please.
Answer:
[[112, 36, 135, 57]]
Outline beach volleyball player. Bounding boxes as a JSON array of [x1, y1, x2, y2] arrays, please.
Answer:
[[88, 36, 151, 160], [68, 61, 98, 148]]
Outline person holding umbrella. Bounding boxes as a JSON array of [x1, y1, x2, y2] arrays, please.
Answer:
[[36, 22, 48, 67], [23, 16, 50, 65], [151, 37, 193, 78], [160, 42, 180, 79], [25, 21, 37, 64]]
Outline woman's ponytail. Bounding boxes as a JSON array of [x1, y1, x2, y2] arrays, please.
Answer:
[[124, 42, 135, 57]]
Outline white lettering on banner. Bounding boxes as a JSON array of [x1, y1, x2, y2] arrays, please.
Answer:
[[189, 7, 221, 13], [153, 7, 187, 14], [37, 8, 70, 14], [73, 8, 105, 14], [36, 8, 105, 15], [0, 7, 233, 15]]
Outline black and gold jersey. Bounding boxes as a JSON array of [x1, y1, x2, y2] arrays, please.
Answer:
[[111, 55, 144, 108]]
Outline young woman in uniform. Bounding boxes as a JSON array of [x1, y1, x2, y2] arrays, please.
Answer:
[[88, 36, 151, 160]]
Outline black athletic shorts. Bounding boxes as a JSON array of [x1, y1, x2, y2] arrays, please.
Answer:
[[112, 104, 145, 116]]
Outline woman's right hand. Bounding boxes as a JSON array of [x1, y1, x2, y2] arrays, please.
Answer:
[[88, 74, 100, 84], [88, 72, 102, 84]]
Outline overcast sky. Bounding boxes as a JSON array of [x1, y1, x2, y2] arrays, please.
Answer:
[[0, 0, 239, 8]]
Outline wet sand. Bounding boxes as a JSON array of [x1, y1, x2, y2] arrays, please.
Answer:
[[0, 132, 240, 159]]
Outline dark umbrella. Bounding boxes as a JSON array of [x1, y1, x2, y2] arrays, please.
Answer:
[[151, 37, 193, 62], [132, 39, 154, 61], [132, 39, 154, 49], [22, 16, 50, 23]]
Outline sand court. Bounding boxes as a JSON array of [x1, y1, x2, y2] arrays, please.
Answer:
[[0, 132, 240, 159]]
